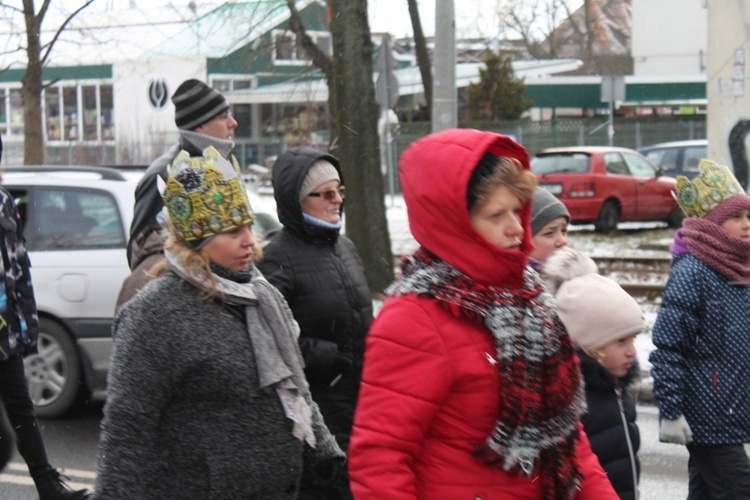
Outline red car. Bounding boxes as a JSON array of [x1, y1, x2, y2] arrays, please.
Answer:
[[531, 146, 684, 232]]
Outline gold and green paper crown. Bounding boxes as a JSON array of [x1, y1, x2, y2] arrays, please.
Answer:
[[162, 146, 254, 242], [674, 159, 744, 218]]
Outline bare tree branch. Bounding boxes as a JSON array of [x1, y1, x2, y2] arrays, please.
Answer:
[[407, 0, 432, 118], [0, 2, 23, 15], [285, 0, 333, 79], [41, 0, 96, 65]]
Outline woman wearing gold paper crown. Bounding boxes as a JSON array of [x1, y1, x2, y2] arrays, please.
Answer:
[[650, 159, 750, 498], [94, 147, 344, 499]]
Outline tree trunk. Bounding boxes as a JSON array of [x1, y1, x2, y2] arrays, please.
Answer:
[[583, 0, 594, 71], [22, 0, 44, 165], [328, 0, 394, 293], [407, 0, 431, 119]]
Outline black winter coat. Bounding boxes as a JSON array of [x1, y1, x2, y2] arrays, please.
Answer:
[[257, 148, 373, 460], [579, 350, 641, 500], [126, 143, 182, 266]]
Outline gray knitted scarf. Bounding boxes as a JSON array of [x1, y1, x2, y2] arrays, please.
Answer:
[[179, 129, 235, 158], [165, 249, 315, 446]]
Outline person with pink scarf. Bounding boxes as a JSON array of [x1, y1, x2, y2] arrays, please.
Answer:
[[650, 159, 750, 499]]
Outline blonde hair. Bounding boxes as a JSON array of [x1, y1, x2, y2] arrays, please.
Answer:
[[151, 220, 263, 300], [584, 348, 606, 366], [467, 154, 537, 213]]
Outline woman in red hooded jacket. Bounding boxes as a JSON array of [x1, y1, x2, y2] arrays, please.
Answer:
[[348, 129, 618, 500]]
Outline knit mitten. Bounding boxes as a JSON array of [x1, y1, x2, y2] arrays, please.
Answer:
[[660, 415, 693, 444]]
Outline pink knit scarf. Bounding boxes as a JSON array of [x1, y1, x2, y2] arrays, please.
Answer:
[[681, 218, 750, 284]]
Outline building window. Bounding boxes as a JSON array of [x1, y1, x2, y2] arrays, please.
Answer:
[[9, 89, 23, 136], [208, 76, 256, 139], [41, 83, 114, 143], [82, 86, 98, 140], [0, 89, 7, 135], [233, 104, 252, 139], [210, 77, 255, 92], [62, 86, 79, 140], [101, 85, 114, 140], [45, 87, 62, 141], [272, 30, 331, 65]]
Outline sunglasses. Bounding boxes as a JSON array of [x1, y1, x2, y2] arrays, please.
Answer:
[[307, 186, 346, 201]]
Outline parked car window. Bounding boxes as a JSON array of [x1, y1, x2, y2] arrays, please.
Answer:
[[623, 152, 658, 177], [531, 153, 589, 174], [639, 140, 707, 180], [20, 188, 125, 251], [603, 152, 629, 175], [643, 148, 679, 174], [683, 147, 704, 173]]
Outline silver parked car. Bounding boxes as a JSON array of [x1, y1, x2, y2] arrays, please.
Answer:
[[5, 165, 282, 418], [638, 139, 707, 180], [4, 166, 136, 418]]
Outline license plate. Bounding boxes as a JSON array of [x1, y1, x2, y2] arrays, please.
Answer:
[[539, 183, 563, 195]]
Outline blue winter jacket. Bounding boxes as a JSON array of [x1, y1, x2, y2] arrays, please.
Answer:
[[0, 187, 39, 360], [650, 253, 750, 445]]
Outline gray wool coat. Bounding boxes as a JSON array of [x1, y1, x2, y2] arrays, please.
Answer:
[[95, 267, 343, 499]]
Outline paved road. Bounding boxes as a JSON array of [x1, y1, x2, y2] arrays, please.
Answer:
[[0, 400, 702, 499], [0, 401, 101, 499], [637, 403, 689, 499]]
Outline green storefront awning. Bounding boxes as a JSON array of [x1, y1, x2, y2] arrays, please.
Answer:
[[523, 79, 706, 109], [525, 83, 603, 108]]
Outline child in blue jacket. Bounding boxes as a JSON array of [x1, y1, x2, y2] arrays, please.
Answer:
[[650, 159, 750, 498]]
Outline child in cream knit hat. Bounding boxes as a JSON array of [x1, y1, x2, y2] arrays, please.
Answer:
[[543, 246, 643, 500]]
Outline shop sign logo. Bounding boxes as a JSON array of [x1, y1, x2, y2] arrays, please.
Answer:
[[149, 80, 169, 109]]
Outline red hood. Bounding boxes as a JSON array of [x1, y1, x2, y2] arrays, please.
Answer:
[[399, 129, 532, 287]]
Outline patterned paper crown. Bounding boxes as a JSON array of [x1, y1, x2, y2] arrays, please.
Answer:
[[674, 159, 744, 218], [162, 146, 254, 242]]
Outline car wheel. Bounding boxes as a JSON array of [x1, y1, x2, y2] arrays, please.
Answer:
[[23, 319, 82, 418], [667, 205, 685, 228], [595, 201, 619, 233]]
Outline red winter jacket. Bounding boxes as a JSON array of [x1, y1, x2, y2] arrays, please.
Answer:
[[348, 129, 617, 499]]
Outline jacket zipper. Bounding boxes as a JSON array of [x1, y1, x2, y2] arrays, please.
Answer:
[[616, 386, 639, 500]]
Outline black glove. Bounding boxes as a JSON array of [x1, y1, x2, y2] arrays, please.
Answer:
[[301, 455, 346, 489]]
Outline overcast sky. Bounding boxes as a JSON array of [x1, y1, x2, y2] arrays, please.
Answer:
[[368, 0, 503, 38], [64, 1, 584, 39], [0, 0, 585, 67]]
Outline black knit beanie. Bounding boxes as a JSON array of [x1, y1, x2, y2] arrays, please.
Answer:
[[171, 79, 229, 130]]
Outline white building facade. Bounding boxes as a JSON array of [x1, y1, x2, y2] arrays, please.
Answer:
[[632, 0, 707, 76]]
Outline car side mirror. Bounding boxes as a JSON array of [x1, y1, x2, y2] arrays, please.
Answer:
[[655, 166, 666, 177]]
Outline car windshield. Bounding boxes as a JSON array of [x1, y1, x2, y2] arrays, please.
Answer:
[[532, 153, 590, 174]]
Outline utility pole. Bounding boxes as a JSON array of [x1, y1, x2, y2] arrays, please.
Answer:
[[432, 0, 456, 133]]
